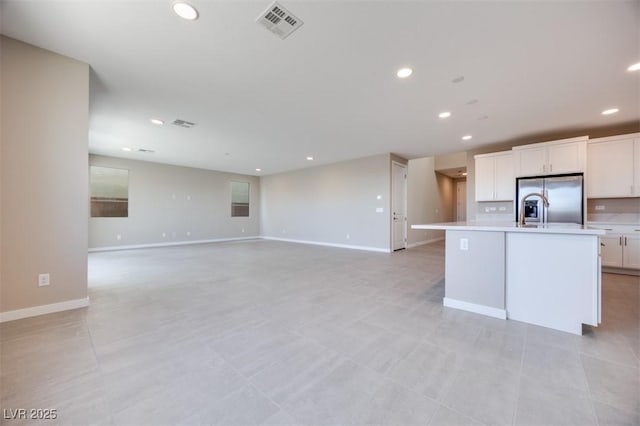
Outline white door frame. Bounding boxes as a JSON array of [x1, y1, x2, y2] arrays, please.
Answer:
[[456, 180, 467, 222], [391, 161, 407, 251]]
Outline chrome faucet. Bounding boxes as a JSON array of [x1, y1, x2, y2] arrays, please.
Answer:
[[519, 192, 550, 226]]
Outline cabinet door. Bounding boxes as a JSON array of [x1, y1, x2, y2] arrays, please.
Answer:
[[475, 156, 496, 201], [494, 153, 514, 201], [622, 234, 640, 269], [600, 235, 623, 267], [634, 139, 640, 196], [548, 142, 584, 174], [515, 146, 546, 176], [588, 139, 634, 198]]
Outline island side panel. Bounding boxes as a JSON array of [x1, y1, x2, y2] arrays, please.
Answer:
[[444, 230, 506, 319], [505, 232, 600, 335]]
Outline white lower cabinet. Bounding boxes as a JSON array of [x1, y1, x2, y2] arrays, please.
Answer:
[[599, 232, 640, 269], [622, 234, 640, 269]]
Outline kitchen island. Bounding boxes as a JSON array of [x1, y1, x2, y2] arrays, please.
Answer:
[[411, 222, 606, 335]]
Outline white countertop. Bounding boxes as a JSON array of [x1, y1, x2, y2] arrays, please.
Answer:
[[411, 221, 606, 236], [587, 222, 640, 230]]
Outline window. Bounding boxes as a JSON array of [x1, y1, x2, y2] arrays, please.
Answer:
[[231, 181, 250, 217], [90, 166, 129, 217]]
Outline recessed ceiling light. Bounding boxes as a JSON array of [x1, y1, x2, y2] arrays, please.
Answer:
[[462, 172, 468, 176], [438, 111, 451, 119], [462, 135, 473, 141], [601, 108, 619, 115], [150, 118, 164, 125], [172, 1, 199, 20], [627, 62, 640, 71], [306, 156, 314, 161], [396, 68, 413, 78], [255, 168, 261, 172], [121, 147, 132, 152]]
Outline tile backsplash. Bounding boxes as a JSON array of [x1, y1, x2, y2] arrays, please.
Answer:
[[587, 198, 640, 224], [475, 201, 514, 222]]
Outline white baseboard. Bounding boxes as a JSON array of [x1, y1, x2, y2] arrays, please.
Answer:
[[602, 266, 640, 276], [443, 297, 507, 320], [262, 236, 391, 253], [89, 236, 261, 252], [408, 237, 444, 249], [0, 297, 90, 323]]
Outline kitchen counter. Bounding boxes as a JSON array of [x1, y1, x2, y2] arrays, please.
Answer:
[[411, 221, 602, 335], [413, 221, 605, 235]]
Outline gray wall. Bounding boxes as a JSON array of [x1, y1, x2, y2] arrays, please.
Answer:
[[89, 155, 260, 249], [1, 37, 89, 313], [260, 154, 391, 251], [406, 157, 454, 246]]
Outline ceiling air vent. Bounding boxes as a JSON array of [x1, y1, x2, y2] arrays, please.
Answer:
[[256, 1, 304, 40], [138, 148, 155, 153], [172, 119, 196, 128]]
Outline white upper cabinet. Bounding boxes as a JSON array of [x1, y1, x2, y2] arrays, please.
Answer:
[[512, 136, 587, 177], [474, 151, 514, 201], [635, 138, 640, 196], [587, 135, 637, 198], [515, 146, 547, 176]]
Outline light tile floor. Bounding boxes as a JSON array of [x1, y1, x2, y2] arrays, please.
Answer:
[[1, 240, 638, 425]]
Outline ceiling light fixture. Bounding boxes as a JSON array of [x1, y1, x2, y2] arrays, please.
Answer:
[[255, 168, 261, 172], [627, 62, 640, 71], [150, 118, 164, 125], [306, 156, 314, 161], [121, 147, 132, 152], [172, 1, 199, 20], [396, 68, 413, 78], [601, 108, 619, 115], [438, 111, 451, 119], [462, 135, 472, 141]]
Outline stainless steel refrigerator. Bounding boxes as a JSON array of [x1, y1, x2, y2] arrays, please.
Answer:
[[515, 173, 584, 225]]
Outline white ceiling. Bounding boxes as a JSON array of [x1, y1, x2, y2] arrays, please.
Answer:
[[1, 0, 638, 176]]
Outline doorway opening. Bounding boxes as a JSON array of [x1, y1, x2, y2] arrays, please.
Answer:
[[392, 161, 407, 251]]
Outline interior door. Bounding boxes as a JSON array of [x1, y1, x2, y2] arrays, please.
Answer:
[[392, 162, 407, 251], [456, 181, 467, 221]]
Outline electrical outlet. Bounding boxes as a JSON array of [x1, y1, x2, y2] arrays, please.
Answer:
[[241, 228, 245, 233], [116, 234, 122, 240], [346, 233, 350, 239], [595, 205, 605, 211], [186, 195, 191, 201], [498, 206, 507, 212], [38, 273, 50, 287], [162, 232, 166, 237], [460, 238, 469, 251], [186, 231, 191, 237]]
